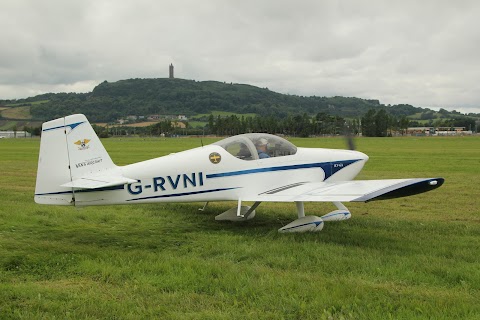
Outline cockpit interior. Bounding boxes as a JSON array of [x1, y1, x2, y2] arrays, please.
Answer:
[[213, 133, 298, 160]]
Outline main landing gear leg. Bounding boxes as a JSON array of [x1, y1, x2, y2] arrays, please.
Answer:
[[278, 201, 324, 233], [320, 202, 351, 221], [214, 199, 258, 221], [198, 202, 209, 211]]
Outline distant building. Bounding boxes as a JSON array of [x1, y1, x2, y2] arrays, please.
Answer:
[[171, 121, 186, 129], [406, 127, 435, 136], [436, 127, 471, 136], [406, 126, 471, 136], [178, 115, 188, 121], [169, 63, 174, 78], [0, 131, 31, 138]]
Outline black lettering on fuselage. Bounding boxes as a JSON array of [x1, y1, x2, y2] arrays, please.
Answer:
[[129, 172, 205, 196], [167, 175, 181, 189], [127, 181, 143, 195], [183, 172, 196, 188], [153, 177, 166, 191]]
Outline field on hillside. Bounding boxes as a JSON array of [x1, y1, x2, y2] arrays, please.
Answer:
[[0, 105, 43, 130], [191, 111, 258, 119], [0, 106, 31, 120], [0, 136, 479, 319], [0, 120, 43, 131]]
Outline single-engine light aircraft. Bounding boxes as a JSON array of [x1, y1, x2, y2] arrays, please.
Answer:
[[35, 114, 444, 233]]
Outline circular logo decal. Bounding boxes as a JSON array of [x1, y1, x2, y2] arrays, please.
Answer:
[[209, 152, 221, 164]]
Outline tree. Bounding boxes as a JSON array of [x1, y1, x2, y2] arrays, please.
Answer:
[[207, 114, 214, 133], [361, 109, 376, 137], [374, 109, 389, 137], [399, 116, 409, 135], [361, 109, 392, 137]]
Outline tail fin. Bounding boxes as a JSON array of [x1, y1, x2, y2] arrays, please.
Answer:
[[34, 114, 116, 205]]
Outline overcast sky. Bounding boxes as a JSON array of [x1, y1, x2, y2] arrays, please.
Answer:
[[1, 0, 479, 113]]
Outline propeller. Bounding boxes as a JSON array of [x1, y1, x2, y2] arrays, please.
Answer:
[[343, 122, 356, 151]]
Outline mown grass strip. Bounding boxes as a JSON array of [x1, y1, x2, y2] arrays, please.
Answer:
[[0, 136, 478, 319]]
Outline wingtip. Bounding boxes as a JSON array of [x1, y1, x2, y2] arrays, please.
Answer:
[[362, 177, 445, 202]]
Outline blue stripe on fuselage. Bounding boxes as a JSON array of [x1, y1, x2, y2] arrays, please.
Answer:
[[206, 160, 361, 180]]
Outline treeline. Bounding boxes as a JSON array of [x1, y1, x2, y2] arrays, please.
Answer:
[[361, 109, 477, 136], [206, 109, 477, 137], [92, 113, 353, 137], [8, 109, 476, 139], [92, 120, 175, 138], [207, 113, 357, 137], [361, 109, 408, 136], [90, 108, 477, 138]]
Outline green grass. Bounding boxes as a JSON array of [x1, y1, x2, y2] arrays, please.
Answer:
[[1, 100, 49, 121], [0, 136, 479, 319], [188, 121, 208, 128], [409, 111, 442, 121], [0, 120, 43, 131], [0, 121, 17, 130]]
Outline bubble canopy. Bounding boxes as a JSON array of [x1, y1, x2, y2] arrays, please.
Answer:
[[212, 133, 297, 160]]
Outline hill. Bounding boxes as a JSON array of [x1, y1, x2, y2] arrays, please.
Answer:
[[1, 78, 479, 125]]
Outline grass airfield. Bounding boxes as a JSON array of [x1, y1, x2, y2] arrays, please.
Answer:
[[0, 136, 479, 319]]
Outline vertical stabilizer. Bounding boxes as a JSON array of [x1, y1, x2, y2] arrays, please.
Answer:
[[34, 114, 116, 205]]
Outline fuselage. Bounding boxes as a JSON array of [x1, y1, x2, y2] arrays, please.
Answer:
[[73, 144, 368, 206]]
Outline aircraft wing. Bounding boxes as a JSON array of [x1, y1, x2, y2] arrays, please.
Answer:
[[60, 175, 137, 189], [244, 178, 444, 202]]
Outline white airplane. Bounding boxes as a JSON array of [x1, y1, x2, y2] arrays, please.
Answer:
[[35, 114, 444, 233]]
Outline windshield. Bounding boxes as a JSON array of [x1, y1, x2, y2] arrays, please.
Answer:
[[213, 133, 297, 160]]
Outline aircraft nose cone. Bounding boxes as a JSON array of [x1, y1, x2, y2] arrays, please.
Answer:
[[356, 151, 369, 161]]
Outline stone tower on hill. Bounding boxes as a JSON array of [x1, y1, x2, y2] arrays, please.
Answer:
[[169, 63, 174, 78]]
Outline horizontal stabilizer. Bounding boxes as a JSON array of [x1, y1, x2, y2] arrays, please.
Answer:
[[244, 178, 444, 203], [61, 175, 137, 189]]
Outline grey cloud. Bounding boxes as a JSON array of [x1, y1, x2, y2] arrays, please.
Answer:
[[0, 0, 479, 113]]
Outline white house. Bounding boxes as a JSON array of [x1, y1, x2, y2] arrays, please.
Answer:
[[0, 131, 32, 138]]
